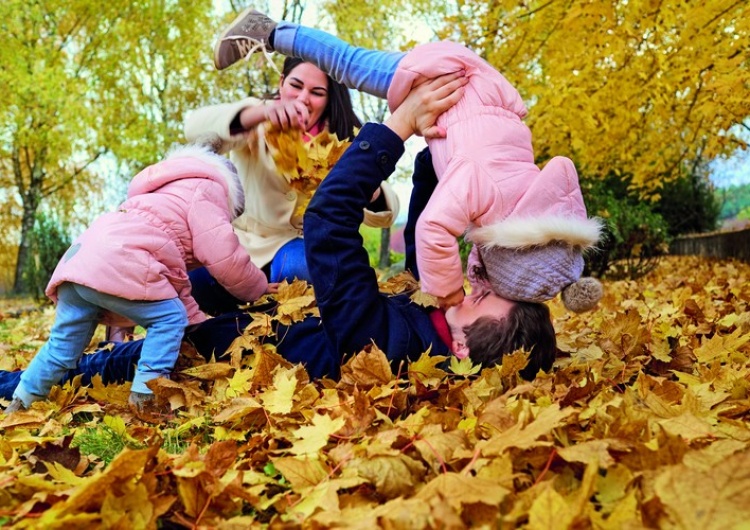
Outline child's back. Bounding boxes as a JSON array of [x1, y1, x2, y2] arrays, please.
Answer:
[[47, 145, 268, 324]]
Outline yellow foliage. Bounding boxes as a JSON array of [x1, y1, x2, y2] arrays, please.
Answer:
[[2, 255, 750, 527], [265, 126, 352, 217]]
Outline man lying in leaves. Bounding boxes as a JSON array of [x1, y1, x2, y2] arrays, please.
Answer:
[[0, 73, 556, 416]]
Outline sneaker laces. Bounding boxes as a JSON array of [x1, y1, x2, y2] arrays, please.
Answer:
[[224, 35, 280, 75]]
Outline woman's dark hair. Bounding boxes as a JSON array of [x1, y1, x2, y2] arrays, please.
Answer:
[[280, 57, 362, 140], [463, 301, 557, 380]]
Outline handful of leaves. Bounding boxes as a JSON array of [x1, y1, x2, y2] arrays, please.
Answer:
[[265, 125, 352, 216]]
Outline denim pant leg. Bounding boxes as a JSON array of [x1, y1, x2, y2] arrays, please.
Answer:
[[73, 285, 189, 394], [273, 23, 405, 98], [15, 282, 101, 406], [270, 238, 310, 283]]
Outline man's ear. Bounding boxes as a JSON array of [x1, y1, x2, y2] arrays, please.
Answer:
[[451, 340, 470, 359]]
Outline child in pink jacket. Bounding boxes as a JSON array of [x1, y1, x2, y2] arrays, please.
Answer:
[[213, 10, 603, 312], [6, 144, 269, 415]]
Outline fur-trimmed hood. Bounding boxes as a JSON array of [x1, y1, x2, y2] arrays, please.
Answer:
[[469, 215, 604, 250], [130, 144, 245, 219]]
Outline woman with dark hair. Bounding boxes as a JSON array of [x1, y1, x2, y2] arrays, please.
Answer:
[[183, 57, 400, 315]]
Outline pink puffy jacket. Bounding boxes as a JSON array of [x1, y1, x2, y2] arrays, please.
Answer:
[[387, 41, 593, 299], [46, 145, 268, 325]]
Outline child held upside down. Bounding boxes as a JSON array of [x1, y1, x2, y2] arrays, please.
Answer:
[[4, 144, 271, 415], [214, 8, 604, 312]]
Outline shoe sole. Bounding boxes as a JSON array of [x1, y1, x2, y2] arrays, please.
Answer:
[[213, 5, 258, 70]]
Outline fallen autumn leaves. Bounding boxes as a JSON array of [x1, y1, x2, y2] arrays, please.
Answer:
[[1, 255, 749, 529]]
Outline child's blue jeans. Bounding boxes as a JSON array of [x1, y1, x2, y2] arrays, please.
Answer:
[[273, 22, 406, 99], [14, 282, 187, 406]]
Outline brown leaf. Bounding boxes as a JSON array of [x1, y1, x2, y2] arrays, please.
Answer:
[[339, 345, 394, 388], [348, 454, 425, 498], [654, 450, 750, 529], [415, 472, 509, 510]]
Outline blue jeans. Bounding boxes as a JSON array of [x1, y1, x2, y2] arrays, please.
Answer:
[[14, 282, 187, 406], [269, 238, 309, 284], [273, 23, 405, 99]]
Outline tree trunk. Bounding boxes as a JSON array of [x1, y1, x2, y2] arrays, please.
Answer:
[[13, 203, 38, 294], [378, 226, 391, 269]]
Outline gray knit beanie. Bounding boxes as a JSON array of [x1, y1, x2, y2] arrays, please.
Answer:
[[476, 243, 602, 312]]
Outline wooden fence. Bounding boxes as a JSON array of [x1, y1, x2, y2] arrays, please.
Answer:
[[669, 228, 750, 262]]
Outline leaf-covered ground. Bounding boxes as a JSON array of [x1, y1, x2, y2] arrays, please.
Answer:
[[1, 255, 749, 529]]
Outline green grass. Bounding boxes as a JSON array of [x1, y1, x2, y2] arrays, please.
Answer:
[[72, 423, 144, 465]]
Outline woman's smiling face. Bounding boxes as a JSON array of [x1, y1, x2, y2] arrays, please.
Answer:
[[278, 62, 329, 131]]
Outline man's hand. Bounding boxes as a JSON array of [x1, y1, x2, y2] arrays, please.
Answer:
[[385, 71, 468, 141]]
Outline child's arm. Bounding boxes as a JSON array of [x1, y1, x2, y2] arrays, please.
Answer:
[[415, 158, 493, 301], [188, 183, 269, 302]]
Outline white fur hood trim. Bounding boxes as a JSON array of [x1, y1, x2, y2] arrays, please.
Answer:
[[165, 144, 244, 217], [469, 215, 604, 249]]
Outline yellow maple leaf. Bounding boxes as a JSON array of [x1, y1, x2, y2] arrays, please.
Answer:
[[259, 369, 297, 415], [693, 328, 750, 364], [449, 355, 482, 376], [409, 349, 448, 384], [289, 413, 346, 457], [225, 368, 253, 398]]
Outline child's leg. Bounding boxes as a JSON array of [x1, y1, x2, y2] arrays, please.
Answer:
[[273, 23, 406, 99], [79, 285, 189, 394], [14, 282, 100, 407]]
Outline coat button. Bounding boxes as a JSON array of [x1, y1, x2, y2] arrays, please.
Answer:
[[286, 191, 297, 201], [377, 153, 389, 165], [359, 141, 370, 150]]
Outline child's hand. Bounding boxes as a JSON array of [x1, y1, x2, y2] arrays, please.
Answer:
[[438, 287, 465, 310], [266, 282, 280, 294]]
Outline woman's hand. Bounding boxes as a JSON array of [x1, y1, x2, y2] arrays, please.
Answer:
[[385, 71, 468, 141], [264, 100, 310, 130], [239, 100, 310, 131], [265, 282, 280, 295]]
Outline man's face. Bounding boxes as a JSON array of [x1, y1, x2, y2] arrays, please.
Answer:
[[445, 290, 515, 346]]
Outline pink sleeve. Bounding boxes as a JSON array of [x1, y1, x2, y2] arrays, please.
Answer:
[[188, 184, 268, 302], [415, 159, 492, 298]]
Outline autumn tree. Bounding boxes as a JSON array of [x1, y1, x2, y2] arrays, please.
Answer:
[[0, 0, 228, 293], [406, 0, 750, 195]]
